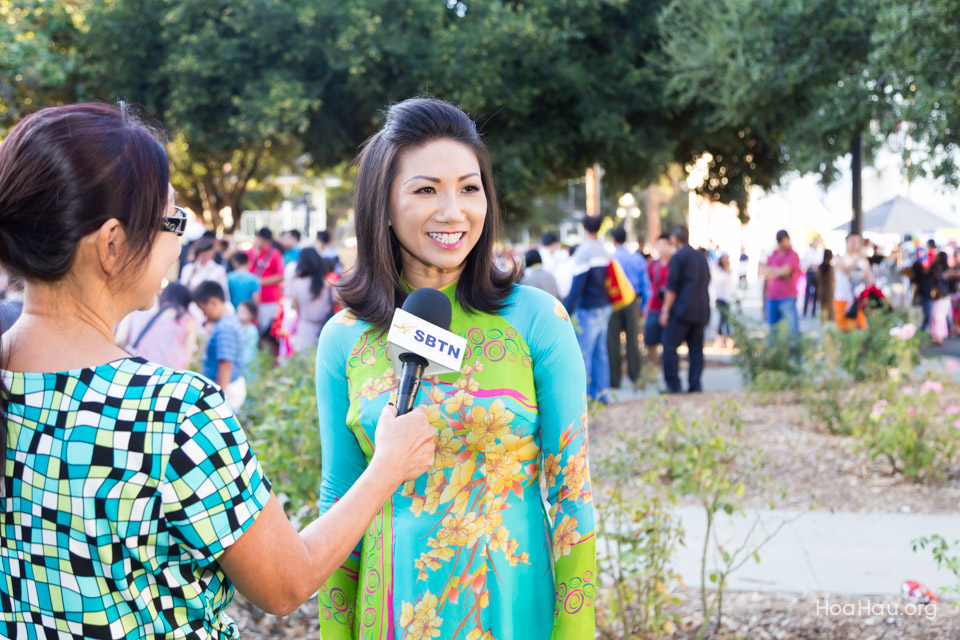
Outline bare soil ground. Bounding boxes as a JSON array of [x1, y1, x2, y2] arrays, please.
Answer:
[[664, 588, 960, 640], [591, 390, 960, 514]]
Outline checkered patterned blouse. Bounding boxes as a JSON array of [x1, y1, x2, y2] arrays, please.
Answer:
[[0, 357, 272, 639]]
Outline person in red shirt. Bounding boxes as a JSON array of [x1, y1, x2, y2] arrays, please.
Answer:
[[759, 229, 801, 335], [644, 234, 673, 365], [249, 227, 285, 335]]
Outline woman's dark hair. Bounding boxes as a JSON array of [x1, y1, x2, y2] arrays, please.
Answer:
[[337, 97, 517, 332], [238, 299, 258, 318], [0, 102, 169, 489], [295, 247, 331, 299], [159, 282, 191, 320]]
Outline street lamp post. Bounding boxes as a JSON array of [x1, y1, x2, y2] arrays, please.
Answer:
[[302, 192, 311, 238], [617, 192, 641, 244]]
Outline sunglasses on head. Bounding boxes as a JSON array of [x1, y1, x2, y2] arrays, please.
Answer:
[[161, 206, 188, 236]]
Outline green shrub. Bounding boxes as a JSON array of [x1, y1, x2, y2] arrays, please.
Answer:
[[801, 330, 859, 435], [913, 534, 960, 600], [595, 434, 683, 639], [854, 376, 959, 482], [729, 311, 811, 391], [237, 349, 322, 525], [644, 401, 786, 638], [835, 310, 922, 382]]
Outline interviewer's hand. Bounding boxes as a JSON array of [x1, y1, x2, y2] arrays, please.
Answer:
[[370, 404, 436, 486], [221, 402, 437, 615]]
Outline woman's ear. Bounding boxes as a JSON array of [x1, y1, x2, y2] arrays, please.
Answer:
[[95, 218, 126, 277]]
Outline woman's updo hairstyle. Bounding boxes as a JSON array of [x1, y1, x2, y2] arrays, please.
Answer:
[[0, 103, 169, 491], [0, 102, 170, 284], [338, 97, 517, 332]]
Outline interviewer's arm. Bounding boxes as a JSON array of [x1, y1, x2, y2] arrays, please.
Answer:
[[218, 405, 434, 615], [215, 360, 232, 390]]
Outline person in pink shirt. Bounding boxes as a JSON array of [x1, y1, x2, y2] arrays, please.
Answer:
[[759, 229, 801, 334], [249, 227, 285, 335]]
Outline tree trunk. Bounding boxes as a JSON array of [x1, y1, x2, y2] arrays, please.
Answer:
[[199, 175, 225, 232], [227, 188, 247, 234], [851, 130, 863, 236]]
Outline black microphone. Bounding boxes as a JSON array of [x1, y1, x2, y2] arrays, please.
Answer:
[[393, 288, 453, 415]]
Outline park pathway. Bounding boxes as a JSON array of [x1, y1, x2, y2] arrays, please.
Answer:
[[668, 506, 960, 596]]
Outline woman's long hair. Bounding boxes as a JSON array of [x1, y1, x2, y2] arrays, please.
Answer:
[[337, 98, 517, 333], [159, 282, 192, 320], [0, 103, 169, 491], [295, 247, 331, 299]]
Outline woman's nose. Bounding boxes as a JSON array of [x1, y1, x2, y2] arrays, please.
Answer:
[[434, 191, 467, 222]]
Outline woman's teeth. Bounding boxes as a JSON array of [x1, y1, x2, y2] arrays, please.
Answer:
[[428, 232, 464, 245]]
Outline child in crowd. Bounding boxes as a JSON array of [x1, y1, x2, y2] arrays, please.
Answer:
[[192, 281, 247, 410], [227, 252, 261, 306], [236, 300, 261, 378]]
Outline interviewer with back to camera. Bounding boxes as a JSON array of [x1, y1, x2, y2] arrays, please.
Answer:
[[0, 103, 437, 639]]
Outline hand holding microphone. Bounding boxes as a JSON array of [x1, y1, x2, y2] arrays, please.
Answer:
[[371, 404, 436, 485]]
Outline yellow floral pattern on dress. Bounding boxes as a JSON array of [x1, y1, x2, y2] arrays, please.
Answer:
[[553, 298, 569, 322], [400, 591, 443, 639], [335, 310, 358, 326], [391, 359, 547, 636]]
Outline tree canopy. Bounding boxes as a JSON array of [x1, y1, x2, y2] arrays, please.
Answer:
[[2, 0, 958, 232]]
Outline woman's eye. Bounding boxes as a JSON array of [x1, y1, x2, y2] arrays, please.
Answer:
[[414, 186, 436, 195], [462, 184, 481, 193]]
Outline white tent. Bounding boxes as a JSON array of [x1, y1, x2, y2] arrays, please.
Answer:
[[833, 196, 959, 234]]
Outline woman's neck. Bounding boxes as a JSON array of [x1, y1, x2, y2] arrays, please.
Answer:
[[400, 256, 464, 291], [2, 281, 128, 372]]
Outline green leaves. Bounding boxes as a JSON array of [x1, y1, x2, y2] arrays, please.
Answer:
[[0, 0, 88, 131], [912, 534, 960, 597], [237, 349, 323, 524], [660, 0, 889, 213]]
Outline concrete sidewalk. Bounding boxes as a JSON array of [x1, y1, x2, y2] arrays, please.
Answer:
[[667, 506, 960, 597]]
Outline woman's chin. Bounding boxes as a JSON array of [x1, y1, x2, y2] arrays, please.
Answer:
[[416, 253, 469, 274]]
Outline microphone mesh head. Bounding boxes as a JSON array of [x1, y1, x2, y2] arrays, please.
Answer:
[[401, 288, 452, 331]]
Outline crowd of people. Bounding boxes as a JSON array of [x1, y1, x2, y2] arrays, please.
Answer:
[[759, 230, 960, 345], [111, 226, 343, 409], [5, 97, 960, 640], [515, 222, 960, 401], [520, 219, 715, 398]]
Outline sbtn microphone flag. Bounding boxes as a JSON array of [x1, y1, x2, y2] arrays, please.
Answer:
[[386, 291, 467, 377]]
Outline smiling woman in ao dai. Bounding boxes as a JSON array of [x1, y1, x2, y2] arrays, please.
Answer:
[[315, 282, 596, 640]]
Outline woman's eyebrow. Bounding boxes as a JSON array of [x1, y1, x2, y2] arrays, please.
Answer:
[[404, 175, 440, 184], [459, 172, 479, 181]]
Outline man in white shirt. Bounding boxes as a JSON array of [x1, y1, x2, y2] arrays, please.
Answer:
[[540, 232, 573, 300]]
